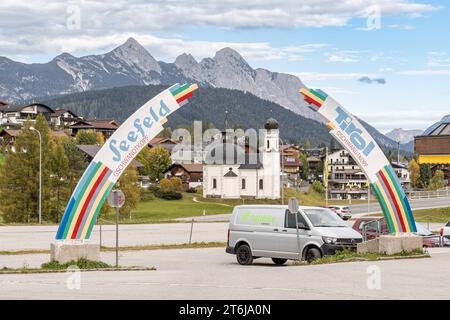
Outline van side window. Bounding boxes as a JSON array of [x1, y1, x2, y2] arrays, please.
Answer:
[[285, 211, 308, 229]]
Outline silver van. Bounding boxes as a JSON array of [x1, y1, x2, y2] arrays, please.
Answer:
[[226, 205, 362, 265]]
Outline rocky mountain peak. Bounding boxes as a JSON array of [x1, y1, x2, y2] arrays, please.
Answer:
[[214, 47, 245, 62], [174, 53, 198, 69], [110, 37, 161, 74]]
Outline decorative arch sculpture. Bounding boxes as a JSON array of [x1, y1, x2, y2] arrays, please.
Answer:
[[56, 83, 198, 240], [299, 87, 416, 233]]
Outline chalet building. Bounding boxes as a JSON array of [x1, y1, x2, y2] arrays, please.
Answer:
[[415, 115, 450, 185], [51, 109, 80, 127], [70, 119, 119, 139], [391, 162, 411, 190], [164, 163, 203, 188], [327, 149, 368, 200], [280, 145, 301, 187], [0, 129, 20, 147], [0, 103, 54, 127]]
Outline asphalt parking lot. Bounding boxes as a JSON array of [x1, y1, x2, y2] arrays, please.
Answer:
[[1, 247, 450, 299]]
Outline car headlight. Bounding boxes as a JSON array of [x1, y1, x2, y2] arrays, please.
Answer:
[[322, 236, 337, 244]]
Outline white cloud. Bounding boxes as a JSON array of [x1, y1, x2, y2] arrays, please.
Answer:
[[356, 111, 444, 132], [398, 69, 450, 76], [387, 24, 415, 30], [326, 49, 360, 63], [0, 0, 438, 57], [0, 32, 328, 63], [290, 72, 379, 81], [426, 52, 450, 68]]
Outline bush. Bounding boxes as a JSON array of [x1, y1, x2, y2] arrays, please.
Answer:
[[157, 190, 183, 200], [41, 258, 112, 270], [186, 187, 197, 193], [311, 180, 324, 194]]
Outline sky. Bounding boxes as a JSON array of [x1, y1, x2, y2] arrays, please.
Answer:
[[1, 0, 449, 133]]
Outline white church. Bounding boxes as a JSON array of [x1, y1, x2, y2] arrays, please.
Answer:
[[202, 118, 281, 199]]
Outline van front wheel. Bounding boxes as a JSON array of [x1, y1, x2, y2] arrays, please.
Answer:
[[272, 258, 287, 265], [306, 247, 322, 263], [236, 244, 253, 265]]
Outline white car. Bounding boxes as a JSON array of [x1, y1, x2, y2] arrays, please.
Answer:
[[441, 220, 450, 239], [327, 205, 352, 220]]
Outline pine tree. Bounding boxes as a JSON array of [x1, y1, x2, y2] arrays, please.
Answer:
[[49, 140, 70, 223], [0, 115, 52, 223]]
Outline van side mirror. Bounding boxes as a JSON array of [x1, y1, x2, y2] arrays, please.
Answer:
[[288, 198, 299, 215]]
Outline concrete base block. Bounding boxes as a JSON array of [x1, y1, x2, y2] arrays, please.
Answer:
[[357, 234, 423, 255], [50, 241, 100, 264]]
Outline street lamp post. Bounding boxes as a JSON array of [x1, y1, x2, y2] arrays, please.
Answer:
[[30, 127, 42, 225]]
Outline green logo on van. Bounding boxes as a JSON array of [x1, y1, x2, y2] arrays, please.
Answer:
[[239, 211, 276, 225]]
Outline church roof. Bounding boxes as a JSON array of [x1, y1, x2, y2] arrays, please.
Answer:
[[224, 168, 238, 177], [264, 117, 279, 130]]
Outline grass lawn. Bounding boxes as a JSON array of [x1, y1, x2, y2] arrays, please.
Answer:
[[305, 248, 428, 265], [198, 188, 367, 207], [369, 207, 450, 223], [100, 192, 233, 224], [412, 207, 450, 223], [101, 188, 366, 224]]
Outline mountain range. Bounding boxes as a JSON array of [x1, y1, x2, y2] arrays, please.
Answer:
[[385, 128, 424, 144], [0, 37, 411, 151]]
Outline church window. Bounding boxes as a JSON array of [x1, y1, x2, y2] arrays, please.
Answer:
[[213, 178, 217, 189], [259, 179, 264, 190]]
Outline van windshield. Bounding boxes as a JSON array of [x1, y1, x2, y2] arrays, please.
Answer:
[[303, 208, 348, 227]]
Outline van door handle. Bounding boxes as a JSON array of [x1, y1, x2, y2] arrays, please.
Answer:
[[273, 228, 279, 232], [282, 229, 287, 232]]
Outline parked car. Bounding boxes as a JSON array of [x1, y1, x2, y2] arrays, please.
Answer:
[[352, 217, 449, 247], [226, 205, 362, 265], [441, 220, 450, 240], [327, 205, 352, 220]]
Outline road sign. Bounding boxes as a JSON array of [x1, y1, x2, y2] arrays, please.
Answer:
[[107, 189, 125, 208], [107, 189, 125, 267]]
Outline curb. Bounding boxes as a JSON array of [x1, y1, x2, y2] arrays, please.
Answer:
[[0, 266, 156, 275]]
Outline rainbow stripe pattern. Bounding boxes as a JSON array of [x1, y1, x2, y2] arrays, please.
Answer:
[[298, 86, 417, 234], [170, 83, 198, 106], [372, 165, 416, 233], [56, 83, 198, 240], [299, 88, 328, 111], [57, 161, 114, 240]]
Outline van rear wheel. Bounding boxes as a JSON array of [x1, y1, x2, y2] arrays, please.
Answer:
[[272, 258, 287, 265], [236, 244, 253, 265], [306, 247, 322, 263]]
